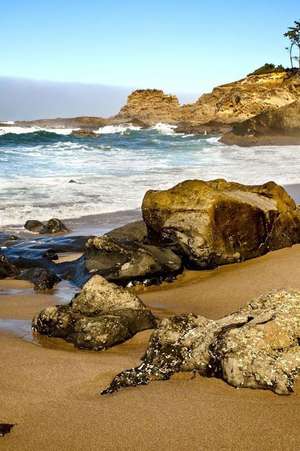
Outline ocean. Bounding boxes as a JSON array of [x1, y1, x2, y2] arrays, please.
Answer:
[[1, 122, 300, 229]]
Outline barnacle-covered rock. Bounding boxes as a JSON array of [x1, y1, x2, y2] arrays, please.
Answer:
[[32, 275, 156, 350], [103, 290, 300, 395]]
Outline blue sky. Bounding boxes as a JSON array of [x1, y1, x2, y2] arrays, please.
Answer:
[[1, 0, 299, 94]]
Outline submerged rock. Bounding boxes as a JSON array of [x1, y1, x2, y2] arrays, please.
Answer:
[[103, 290, 300, 395], [142, 179, 300, 269], [32, 275, 156, 350], [84, 235, 182, 285]]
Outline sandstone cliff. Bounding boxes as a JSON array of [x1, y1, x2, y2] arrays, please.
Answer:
[[115, 70, 300, 128], [12, 70, 300, 135]]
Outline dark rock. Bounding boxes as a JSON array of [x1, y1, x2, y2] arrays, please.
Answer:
[[103, 290, 300, 395], [175, 121, 232, 135], [0, 423, 14, 437], [41, 218, 69, 234], [84, 235, 182, 286], [142, 179, 300, 269], [42, 249, 59, 261], [105, 220, 147, 242], [24, 220, 44, 233], [19, 267, 61, 291], [25, 218, 69, 234], [0, 255, 19, 279], [32, 275, 156, 350]]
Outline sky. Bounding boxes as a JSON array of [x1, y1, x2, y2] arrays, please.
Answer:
[[0, 0, 299, 118]]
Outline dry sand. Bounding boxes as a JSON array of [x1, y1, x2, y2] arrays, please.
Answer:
[[1, 245, 300, 450]]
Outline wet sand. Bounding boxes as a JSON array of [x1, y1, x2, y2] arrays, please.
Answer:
[[1, 245, 300, 450]]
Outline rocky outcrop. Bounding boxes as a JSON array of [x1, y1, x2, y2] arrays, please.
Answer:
[[32, 275, 156, 350], [115, 71, 300, 129], [142, 179, 300, 269], [84, 235, 182, 286], [16, 116, 107, 129], [116, 89, 181, 125], [103, 289, 300, 395], [25, 218, 69, 234], [11, 71, 300, 135], [221, 100, 300, 146], [180, 71, 300, 125]]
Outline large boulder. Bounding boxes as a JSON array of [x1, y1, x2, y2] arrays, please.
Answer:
[[32, 275, 156, 350], [103, 289, 300, 395], [221, 101, 300, 146], [84, 235, 182, 286], [142, 179, 300, 269]]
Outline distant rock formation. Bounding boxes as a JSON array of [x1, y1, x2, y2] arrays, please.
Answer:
[[11, 69, 300, 143], [116, 89, 181, 125], [114, 70, 300, 130], [221, 100, 300, 146]]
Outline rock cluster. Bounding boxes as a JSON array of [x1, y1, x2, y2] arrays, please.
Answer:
[[103, 290, 300, 395], [32, 275, 156, 350], [25, 218, 69, 234], [142, 179, 300, 268]]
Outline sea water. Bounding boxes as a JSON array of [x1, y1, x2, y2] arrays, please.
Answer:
[[1, 123, 300, 228]]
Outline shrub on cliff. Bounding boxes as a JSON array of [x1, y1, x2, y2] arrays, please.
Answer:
[[249, 63, 286, 76]]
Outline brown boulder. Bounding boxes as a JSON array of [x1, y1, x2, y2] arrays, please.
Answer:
[[142, 179, 300, 269]]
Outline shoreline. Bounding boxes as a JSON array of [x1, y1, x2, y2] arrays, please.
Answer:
[[1, 244, 300, 449], [1, 183, 299, 237]]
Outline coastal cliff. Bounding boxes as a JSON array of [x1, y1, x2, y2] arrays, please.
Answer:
[[10, 69, 300, 142], [115, 70, 300, 128]]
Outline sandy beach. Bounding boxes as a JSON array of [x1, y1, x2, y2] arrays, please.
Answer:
[[1, 243, 300, 450]]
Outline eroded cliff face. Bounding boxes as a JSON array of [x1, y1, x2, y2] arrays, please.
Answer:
[[116, 71, 300, 127]]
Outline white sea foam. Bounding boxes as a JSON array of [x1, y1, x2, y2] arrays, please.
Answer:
[[96, 124, 141, 134], [205, 136, 221, 144], [151, 123, 177, 135], [0, 126, 77, 136], [1, 129, 300, 228]]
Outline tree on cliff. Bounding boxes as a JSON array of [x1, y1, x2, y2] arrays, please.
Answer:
[[284, 20, 300, 69]]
